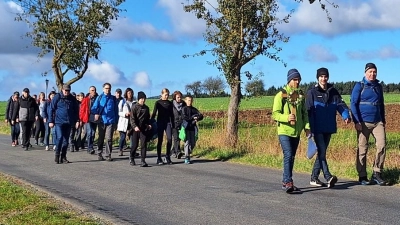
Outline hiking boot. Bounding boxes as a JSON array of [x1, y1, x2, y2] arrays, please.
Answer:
[[371, 172, 386, 186], [327, 176, 338, 188], [98, 155, 105, 161], [129, 159, 136, 166], [282, 182, 294, 193], [156, 158, 164, 165], [55, 155, 60, 164], [165, 157, 172, 165], [310, 178, 327, 187], [358, 176, 370, 185], [177, 152, 183, 159]]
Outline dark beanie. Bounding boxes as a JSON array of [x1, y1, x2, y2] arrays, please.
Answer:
[[365, 63, 377, 72], [316, 67, 329, 79], [287, 69, 301, 83], [137, 91, 146, 100]]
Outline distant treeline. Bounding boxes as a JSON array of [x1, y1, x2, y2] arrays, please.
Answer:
[[265, 81, 400, 96]]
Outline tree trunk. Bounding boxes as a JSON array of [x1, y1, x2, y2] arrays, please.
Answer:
[[52, 59, 63, 91], [226, 71, 241, 148]]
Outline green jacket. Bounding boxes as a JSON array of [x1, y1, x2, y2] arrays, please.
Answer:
[[272, 85, 310, 137]]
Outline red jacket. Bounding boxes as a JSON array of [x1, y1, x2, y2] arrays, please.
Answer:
[[80, 96, 90, 123]]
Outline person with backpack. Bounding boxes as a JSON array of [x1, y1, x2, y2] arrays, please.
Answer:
[[48, 84, 80, 164], [272, 69, 311, 193], [171, 90, 186, 159], [182, 96, 203, 164], [91, 83, 119, 161], [12, 88, 39, 151], [306, 68, 351, 188], [117, 88, 136, 156], [351, 63, 387, 186]]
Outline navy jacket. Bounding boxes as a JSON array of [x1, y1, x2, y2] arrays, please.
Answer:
[[350, 77, 385, 124], [48, 93, 79, 125], [306, 83, 350, 134]]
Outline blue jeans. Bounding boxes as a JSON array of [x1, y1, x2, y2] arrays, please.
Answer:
[[279, 135, 300, 183], [119, 131, 126, 151], [11, 122, 20, 142], [311, 133, 332, 181], [86, 122, 97, 151], [54, 124, 72, 158], [44, 122, 55, 146]]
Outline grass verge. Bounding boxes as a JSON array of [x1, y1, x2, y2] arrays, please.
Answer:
[[0, 173, 107, 225]]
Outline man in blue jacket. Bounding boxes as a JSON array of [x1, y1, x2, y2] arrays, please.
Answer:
[[351, 63, 386, 186], [48, 84, 80, 164], [306, 68, 351, 188], [91, 83, 119, 161]]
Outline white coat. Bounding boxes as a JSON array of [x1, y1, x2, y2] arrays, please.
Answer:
[[117, 99, 135, 132]]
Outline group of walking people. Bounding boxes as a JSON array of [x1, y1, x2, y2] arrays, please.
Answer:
[[4, 83, 203, 167], [273, 62, 387, 193]]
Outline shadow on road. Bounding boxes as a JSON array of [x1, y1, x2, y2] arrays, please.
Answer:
[[299, 181, 359, 193]]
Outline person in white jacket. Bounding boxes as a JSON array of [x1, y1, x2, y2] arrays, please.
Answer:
[[117, 88, 136, 156]]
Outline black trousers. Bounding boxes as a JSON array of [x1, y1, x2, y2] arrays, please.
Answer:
[[20, 121, 34, 147], [130, 130, 148, 162]]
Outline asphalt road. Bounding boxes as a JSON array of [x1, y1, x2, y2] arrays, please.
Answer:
[[0, 134, 399, 225]]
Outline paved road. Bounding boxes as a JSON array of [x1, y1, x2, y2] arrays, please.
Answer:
[[0, 134, 399, 225]]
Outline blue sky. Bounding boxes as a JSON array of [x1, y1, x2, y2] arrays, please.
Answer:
[[0, 0, 399, 100]]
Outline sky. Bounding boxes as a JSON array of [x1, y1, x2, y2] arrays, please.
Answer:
[[0, 0, 399, 100]]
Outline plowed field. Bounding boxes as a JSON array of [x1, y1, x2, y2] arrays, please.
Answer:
[[203, 104, 400, 132]]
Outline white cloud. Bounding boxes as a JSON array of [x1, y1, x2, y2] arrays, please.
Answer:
[[346, 45, 400, 60], [133, 71, 152, 89], [279, 0, 400, 37], [86, 61, 128, 85], [109, 17, 175, 42], [305, 44, 338, 62]]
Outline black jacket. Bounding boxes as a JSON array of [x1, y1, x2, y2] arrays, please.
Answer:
[[130, 103, 151, 132], [12, 95, 39, 122], [182, 106, 203, 131], [171, 100, 187, 128]]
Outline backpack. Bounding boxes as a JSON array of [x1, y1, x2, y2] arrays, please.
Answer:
[[355, 81, 383, 106]]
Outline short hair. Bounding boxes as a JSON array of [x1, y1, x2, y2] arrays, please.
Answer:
[[103, 83, 111, 88], [161, 88, 170, 95]]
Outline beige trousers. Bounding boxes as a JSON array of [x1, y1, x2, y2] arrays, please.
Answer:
[[356, 122, 386, 177]]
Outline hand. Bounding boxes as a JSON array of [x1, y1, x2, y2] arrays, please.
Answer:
[[94, 114, 100, 121], [305, 129, 311, 138], [134, 126, 140, 132], [79, 121, 83, 127], [16, 118, 19, 123], [49, 123, 54, 128], [43, 118, 47, 123], [148, 125, 152, 130], [288, 114, 296, 122], [4, 119, 7, 123], [35, 116, 38, 121], [11, 120, 14, 125], [355, 123, 362, 131], [344, 118, 351, 124], [125, 112, 130, 117], [75, 122, 80, 129]]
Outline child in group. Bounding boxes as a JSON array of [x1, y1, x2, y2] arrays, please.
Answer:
[[129, 91, 151, 167], [182, 96, 203, 164]]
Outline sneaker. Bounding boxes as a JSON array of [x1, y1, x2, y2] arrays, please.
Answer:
[[98, 155, 105, 161], [327, 176, 338, 188], [165, 157, 172, 165], [156, 158, 164, 165], [39, 142, 45, 147], [358, 176, 370, 185], [129, 159, 136, 166], [90, 150, 96, 155], [106, 156, 113, 161], [53, 145, 56, 150], [282, 182, 294, 193], [140, 162, 149, 167], [61, 158, 70, 164], [177, 152, 183, 159], [11, 141, 16, 147], [310, 178, 327, 187], [184, 159, 192, 164], [45, 146, 49, 151], [371, 172, 386, 186]]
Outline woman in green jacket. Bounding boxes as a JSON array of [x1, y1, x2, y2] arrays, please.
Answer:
[[272, 68, 311, 193]]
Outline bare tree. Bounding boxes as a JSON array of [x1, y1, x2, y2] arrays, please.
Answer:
[[185, 81, 203, 97]]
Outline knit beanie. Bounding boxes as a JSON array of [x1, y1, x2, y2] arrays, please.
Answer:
[[287, 69, 301, 83], [316, 67, 329, 79], [137, 91, 146, 100], [365, 63, 377, 72]]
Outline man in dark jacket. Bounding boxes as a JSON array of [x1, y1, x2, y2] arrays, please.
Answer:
[[306, 68, 351, 188], [351, 63, 386, 186], [5, 91, 21, 146], [12, 88, 39, 150], [48, 84, 80, 164]]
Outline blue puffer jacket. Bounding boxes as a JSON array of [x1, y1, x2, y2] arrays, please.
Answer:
[[90, 93, 118, 125], [306, 83, 350, 134], [48, 93, 79, 125], [350, 77, 385, 124]]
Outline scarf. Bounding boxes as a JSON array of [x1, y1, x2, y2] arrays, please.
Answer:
[[173, 100, 183, 111]]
